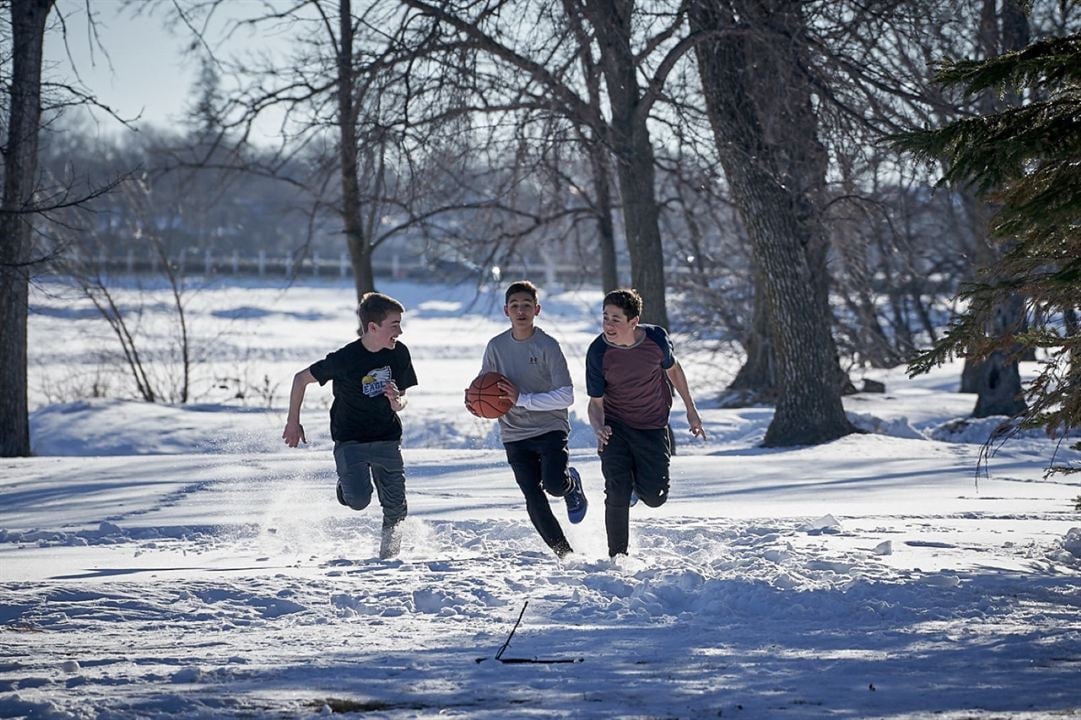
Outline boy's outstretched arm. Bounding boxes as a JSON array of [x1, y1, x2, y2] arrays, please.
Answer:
[[283, 368, 316, 447], [665, 361, 707, 439]]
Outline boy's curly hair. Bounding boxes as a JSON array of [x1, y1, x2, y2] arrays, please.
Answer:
[[603, 288, 643, 320]]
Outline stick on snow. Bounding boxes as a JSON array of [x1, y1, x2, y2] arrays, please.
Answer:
[[475, 600, 583, 664]]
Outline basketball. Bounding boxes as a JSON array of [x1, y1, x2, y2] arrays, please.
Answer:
[[466, 372, 514, 419]]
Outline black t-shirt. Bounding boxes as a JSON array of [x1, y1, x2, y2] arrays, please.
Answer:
[[309, 340, 418, 443]]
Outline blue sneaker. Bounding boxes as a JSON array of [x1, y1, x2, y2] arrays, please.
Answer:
[[564, 467, 588, 524], [629, 488, 639, 508]]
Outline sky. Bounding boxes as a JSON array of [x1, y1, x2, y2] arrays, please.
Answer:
[[43, 0, 291, 142]]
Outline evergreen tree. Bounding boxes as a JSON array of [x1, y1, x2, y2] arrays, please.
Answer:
[[895, 32, 1081, 471]]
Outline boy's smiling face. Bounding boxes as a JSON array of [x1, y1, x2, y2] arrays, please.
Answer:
[[366, 311, 403, 350], [505, 292, 539, 335], [602, 304, 638, 346]]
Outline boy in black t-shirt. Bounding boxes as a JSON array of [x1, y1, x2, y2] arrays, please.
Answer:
[[283, 292, 418, 559]]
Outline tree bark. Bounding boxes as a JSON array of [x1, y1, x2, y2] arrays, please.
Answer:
[[726, 265, 777, 403], [583, 0, 668, 327], [572, 20, 620, 293], [587, 141, 620, 293], [962, 0, 1029, 412], [337, 0, 376, 304], [0, 0, 53, 457], [690, 0, 853, 446], [971, 292, 1027, 418]]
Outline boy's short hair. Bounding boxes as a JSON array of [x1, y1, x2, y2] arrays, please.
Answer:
[[505, 280, 539, 304], [358, 292, 405, 330], [603, 288, 643, 320]]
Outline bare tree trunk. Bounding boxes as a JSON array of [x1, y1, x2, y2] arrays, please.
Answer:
[[972, 293, 1027, 417], [571, 18, 620, 293], [962, 0, 1029, 413], [583, 0, 668, 327], [337, 0, 376, 303], [587, 143, 620, 292], [726, 266, 776, 402], [0, 0, 54, 457], [691, 0, 853, 446]]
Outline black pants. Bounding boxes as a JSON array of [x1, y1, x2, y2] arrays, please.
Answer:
[[504, 430, 573, 551], [600, 421, 671, 556]]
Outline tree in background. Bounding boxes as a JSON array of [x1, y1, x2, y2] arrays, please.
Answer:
[[689, 0, 855, 446], [1, 0, 54, 456], [897, 31, 1081, 467], [402, 0, 697, 327], [163, 0, 418, 302], [953, 0, 1030, 419]]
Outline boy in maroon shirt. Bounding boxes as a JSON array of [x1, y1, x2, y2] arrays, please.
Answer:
[[585, 288, 706, 557]]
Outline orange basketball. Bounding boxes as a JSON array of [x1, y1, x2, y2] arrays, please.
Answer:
[[466, 372, 514, 419]]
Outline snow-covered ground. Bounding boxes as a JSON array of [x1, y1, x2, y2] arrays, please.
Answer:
[[2, 277, 1079, 719]]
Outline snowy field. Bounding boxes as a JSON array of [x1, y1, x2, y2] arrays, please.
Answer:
[[2, 277, 1080, 719]]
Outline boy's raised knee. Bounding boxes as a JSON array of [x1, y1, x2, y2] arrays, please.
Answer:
[[340, 489, 373, 511]]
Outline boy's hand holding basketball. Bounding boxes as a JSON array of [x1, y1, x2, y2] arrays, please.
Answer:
[[497, 378, 519, 405]]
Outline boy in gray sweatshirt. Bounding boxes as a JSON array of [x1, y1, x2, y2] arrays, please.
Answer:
[[468, 280, 587, 558]]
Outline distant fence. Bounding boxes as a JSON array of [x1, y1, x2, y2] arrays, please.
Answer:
[[58, 248, 631, 285]]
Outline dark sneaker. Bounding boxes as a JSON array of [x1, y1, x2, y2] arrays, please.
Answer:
[[564, 467, 588, 524], [336, 483, 348, 506], [551, 539, 573, 559], [629, 489, 639, 508]]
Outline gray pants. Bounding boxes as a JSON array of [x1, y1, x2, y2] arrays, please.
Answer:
[[333, 440, 408, 529]]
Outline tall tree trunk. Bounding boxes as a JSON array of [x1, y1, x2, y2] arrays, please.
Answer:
[[587, 142, 620, 292], [572, 23, 620, 293], [583, 0, 668, 327], [691, 0, 853, 446], [337, 0, 375, 304], [0, 0, 53, 457], [726, 265, 777, 402], [972, 293, 1027, 417], [962, 0, 1029, 412]]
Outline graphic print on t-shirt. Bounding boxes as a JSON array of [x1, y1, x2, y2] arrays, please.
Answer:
[[362, 366, 393, 397]]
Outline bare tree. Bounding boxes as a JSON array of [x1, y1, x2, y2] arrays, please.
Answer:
[[956, 0, 1029, 418], [400, 0, 706, 326], [161, 1, 418, 301], [49, 174, 197, 404], [1, 0, 54, 456], [689, 0, 854, 446]]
